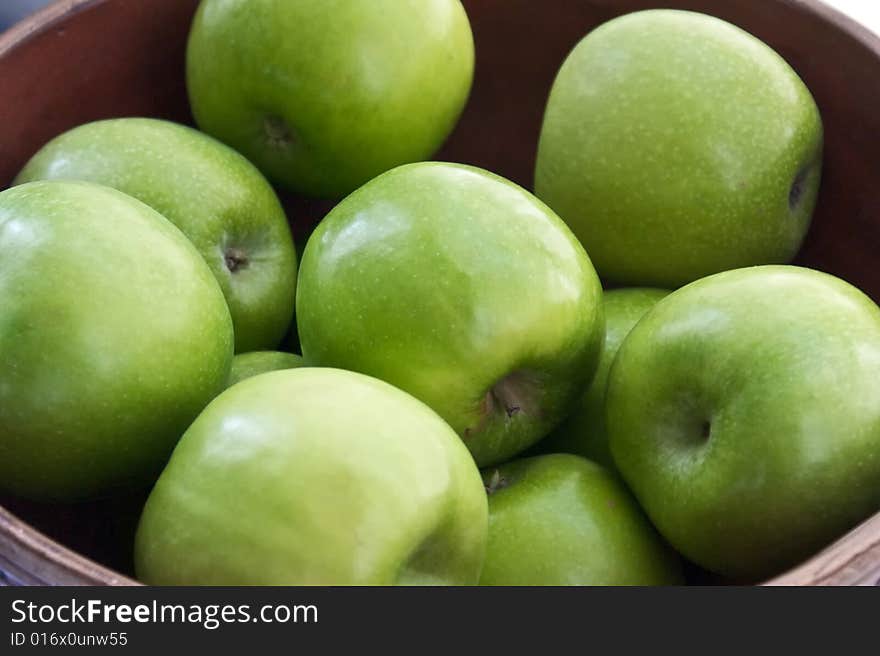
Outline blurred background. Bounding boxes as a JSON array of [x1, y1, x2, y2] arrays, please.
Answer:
[[827, 1, 880, 32], [0, 0, 878, 33], [1, 0, 878, 33], [0, 0, 50, 30]]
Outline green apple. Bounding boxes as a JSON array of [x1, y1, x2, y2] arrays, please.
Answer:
[[0, 181, 233, 501], [135, 368, 487, 585], [479, 454, 682, 585], [536, 288, 669, 468], [14, 118, 298, 352], [535, 10, 823, 288], [607, 265, 880, 580], [186, 0, 474, 198], [227, 351, 303, 388], [297, 162, 604, 467]]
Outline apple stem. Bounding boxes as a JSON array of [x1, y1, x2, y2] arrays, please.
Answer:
[[484, 469, 509, 495]]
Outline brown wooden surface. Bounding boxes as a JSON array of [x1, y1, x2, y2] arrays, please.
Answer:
[[0, 505, 137, 586], [768, 512, 880, 586], [0, 0, 879, 586]]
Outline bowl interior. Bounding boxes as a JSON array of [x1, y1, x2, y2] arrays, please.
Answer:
[[1, 0, 879, 583]]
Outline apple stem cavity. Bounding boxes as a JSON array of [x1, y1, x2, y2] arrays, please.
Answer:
[[263, 115, 294, 151], [700, 420, 712, 441], [484, 370, 536, 421], [463, 371, 540, 443], [224, 247, 249, 274], [789, 166, 810, 211]]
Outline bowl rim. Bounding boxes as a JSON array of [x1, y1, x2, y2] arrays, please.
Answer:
[[0, 504, 139, 585], [1, 0, 879, 587], [0, 0, 109, 57]]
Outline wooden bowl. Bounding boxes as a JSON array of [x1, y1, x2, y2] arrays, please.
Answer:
[[1, 0, 879, 586]]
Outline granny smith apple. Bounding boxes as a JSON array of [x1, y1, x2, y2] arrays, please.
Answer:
[[0, 181, 233, 501], [227, 351, 303, 388], [135, 368, 487, 585], [14, 118, 298, 352], [296, 162, 605, 467], [537, 288, 669, 468], [186, 0, 474, 198], [479, 453, 682, 585], [607, 265, 880, 580], [535, 10, 823, 287]]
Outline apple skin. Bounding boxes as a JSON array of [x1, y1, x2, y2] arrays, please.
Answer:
[[535, 10, 823, 288], [296, 162, 605, 467], [135, 368, 488, 585], [227, 351, 303, 388], [536, 288, 669, 468], [607, 265, 880, 580], [0, 181, 233, 501], [186, 0, 474, 199], [479, 454, 682, 585], [14, 118, 298, 353]]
